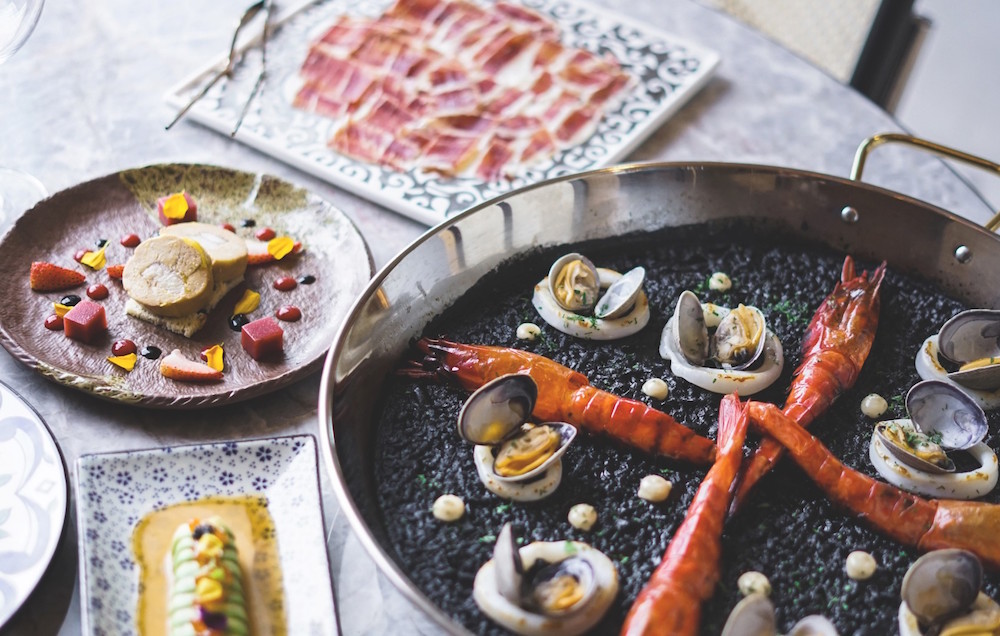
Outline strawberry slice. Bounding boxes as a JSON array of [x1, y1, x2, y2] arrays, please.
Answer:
[[107, 264, 124, 280], [30, 261, 86, 292], [245, 238, 303, 266], [159, 349, 224, 383]]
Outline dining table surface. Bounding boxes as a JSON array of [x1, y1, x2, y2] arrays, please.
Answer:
[[0, 0, 995, 634]]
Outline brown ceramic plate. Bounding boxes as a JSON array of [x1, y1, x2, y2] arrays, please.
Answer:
[[0, 164, 373, 408]]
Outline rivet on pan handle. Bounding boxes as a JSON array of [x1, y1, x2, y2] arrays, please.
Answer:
[[851, 133, 1000, 232]]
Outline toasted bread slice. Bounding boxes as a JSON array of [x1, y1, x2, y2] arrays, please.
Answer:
[[125, 275, 243, 338]]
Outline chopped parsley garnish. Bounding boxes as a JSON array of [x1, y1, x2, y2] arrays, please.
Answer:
[[478, 534, 497, 543]]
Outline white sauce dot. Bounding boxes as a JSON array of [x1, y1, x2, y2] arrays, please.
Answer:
[[845, 550, 877, 580], [568, 503, 597, 531], [861, 394, 889, 418], [516, 322, 541, 341], [642, 378, 669, 400], [637, 474, 672, 502], [703, 303, 725, 328], [432, 494, 465, 522], [737, 571, 771, 597], [708, 272, 732, 292]]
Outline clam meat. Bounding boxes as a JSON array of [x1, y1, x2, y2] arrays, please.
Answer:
[[473, 523, 618, 636], [548, 253, 601, 313], [457, 374, 576, 501], [875, 421, 954, 474], [660, 291, 784, 395], [535, 254, 650, 340]]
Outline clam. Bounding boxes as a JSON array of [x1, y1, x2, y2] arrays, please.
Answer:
[[672, 290, 711, 367], [722, 593, 838, 636], [492, 523, 598, 616], [906, 380, 987, 451], [594, 266, 645, 319], [876, 380, 987, 475], [457, 374, 576, 483], [712, 304, 767, 370], [937, 309, 1000, 391], [901, 549, 983, 634], [548, 253, 601, 313]]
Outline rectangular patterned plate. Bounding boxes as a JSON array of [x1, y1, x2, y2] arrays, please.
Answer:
[[76, 435, 337, 636], [165, 0, 720, 225]]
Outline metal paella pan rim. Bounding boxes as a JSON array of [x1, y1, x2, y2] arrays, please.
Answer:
[[317, 160, 1000, 634]]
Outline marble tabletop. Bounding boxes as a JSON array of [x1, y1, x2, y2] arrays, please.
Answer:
[[0, 1, 993, 635]]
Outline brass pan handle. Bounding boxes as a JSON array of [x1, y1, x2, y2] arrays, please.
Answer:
[[851, 133, 1000, 231]]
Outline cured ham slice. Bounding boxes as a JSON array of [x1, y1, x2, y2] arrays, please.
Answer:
[[294, 0, 633, 180]]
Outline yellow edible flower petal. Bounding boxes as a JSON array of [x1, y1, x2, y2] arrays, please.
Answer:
[[203, 344, 224, 372], [195, 577, 223, 604], [81, 245, 107, 270], [267, 236, 295, 260], [108, 353, 137, 372], [232, 290, 260, 316], [162, 192, 189, 219], [54, 303, 72, 317]]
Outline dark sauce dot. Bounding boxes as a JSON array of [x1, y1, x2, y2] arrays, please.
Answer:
[[139, 345, 162, 360], [297, 274, 316, 285], [59, 294, 82, 306], [229, 313, 250, 332], [240, 219, 256, 228], [96, 238, 108, 248]]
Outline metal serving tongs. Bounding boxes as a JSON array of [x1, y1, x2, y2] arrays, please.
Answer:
[[165, 0, 274, 134]]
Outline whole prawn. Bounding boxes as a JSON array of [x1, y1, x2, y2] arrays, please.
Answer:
[[731, 256, 887, 513], [620, 394, 749, 636], [749, 401, 1000, 569], [401, 338, 716, 465]]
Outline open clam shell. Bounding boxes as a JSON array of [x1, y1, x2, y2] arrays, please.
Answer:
[[901, 549, 983, 632], [493, 523, 525, 606], [672, 290, 710, 367], [787, 615, 839, 635], [906, 380, 987, 451], [721, 593, 776, 636], [490, 422, 577, 484], [548, 253, 601, 313], [594, 266, 645, 319], [938, 309, 1000, 390], [875, 422, 955, 475], [712, 304, 768, 371], [458, 374, 538, 445]]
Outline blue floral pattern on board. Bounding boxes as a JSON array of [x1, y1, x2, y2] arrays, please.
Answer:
[[75, 435, 334, 636]]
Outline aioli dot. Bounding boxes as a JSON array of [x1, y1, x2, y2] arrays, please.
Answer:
[[432, 494, 465, 522], [737, 571, 772, 597], [567, 503, 597, 531], [861, 394, 888, 418], [637, 474, 672, 502], [516, 322, 541, 341], [708, 272, 732, 292], [642, 378, 669, 400], [845, 550, 877, 580]]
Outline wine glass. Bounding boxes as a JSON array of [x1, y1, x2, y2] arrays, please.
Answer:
[[0, 0, 47, 231]]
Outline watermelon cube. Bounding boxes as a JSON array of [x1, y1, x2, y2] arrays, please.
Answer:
[[63, 300, 107, 344], [157, 191, 198, 225], [241, 317, 284, 360]]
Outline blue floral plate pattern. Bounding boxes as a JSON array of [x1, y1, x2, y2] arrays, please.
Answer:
[[75, 435, 336, 636], [0, 380, 67, 629]]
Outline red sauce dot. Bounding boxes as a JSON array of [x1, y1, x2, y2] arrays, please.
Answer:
[[120, 233, 141, 248], [276, 305, 301, 322], [255, 227, 276, 241], [273, 276, 297, 292], [221, 223, 236, 233], [112, 339, 137, 356], [73, 248, 88, 263], [44, 314, 63, 330], [87, 283, 109, 300]]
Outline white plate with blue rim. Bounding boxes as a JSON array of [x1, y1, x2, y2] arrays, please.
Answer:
[[0, 379, 67, 629], [75, 435, 336, 636]]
